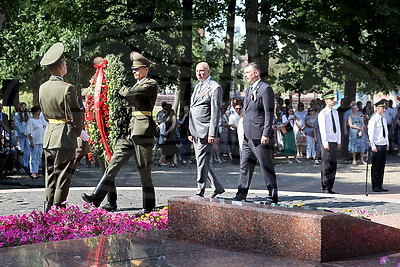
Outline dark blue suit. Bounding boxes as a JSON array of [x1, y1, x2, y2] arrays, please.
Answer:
[[235, 80, 278, 201]]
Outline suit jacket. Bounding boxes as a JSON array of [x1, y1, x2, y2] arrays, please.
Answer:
[[0, 112, 9, 129], [189, 77, 222, 139], [39, 77, 84, 149], [119, 77, 158, 137], [243, 80, 275, 140]]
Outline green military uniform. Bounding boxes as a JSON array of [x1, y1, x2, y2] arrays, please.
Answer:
[[82, 52, 158, 213], [39, 43, 84, 211]]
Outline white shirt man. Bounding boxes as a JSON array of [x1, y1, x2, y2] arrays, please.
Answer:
[[368, 99, 389, 192], [318, 90, 341, 194]]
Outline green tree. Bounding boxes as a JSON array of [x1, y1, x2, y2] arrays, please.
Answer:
[[270, 0, 400, 105]]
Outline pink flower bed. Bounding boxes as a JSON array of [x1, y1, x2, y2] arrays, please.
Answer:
[[0, 203, 168, 248]]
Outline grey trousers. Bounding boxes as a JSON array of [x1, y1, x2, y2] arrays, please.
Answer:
[[193, 137, 224, 196]]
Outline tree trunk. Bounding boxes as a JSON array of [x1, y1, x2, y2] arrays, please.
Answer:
[[177, 0, 193, 115], [342, 22, 361, 109], [31, 69, 41, 106], [220, 0, 236, 104], [245, 0, 259, 64], [343, 79, 357, 108], [259, 1, 271, 79]]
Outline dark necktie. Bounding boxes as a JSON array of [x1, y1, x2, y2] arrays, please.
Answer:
[[331, 110, 336, 133], [381, 117, 386, 138]]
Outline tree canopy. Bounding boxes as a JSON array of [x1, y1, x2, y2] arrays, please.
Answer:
[[1, 0, 399, 107]]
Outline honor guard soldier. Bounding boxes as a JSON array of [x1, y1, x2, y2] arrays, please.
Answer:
[[318, 90, 341, 194], [39, 43, 85, 212], [368, 99, 389, 192], [82, 52, 159, 216]]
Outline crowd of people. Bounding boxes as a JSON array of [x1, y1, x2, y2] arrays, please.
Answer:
[[0, 102, 47, 179], [152, 96, 400, 169]]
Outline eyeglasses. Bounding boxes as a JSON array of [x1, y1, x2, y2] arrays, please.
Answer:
[[235, 108, 242, 110]]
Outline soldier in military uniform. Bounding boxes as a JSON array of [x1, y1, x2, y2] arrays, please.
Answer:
[[39, 43, 85, 212], [82, 52, 158, 216]]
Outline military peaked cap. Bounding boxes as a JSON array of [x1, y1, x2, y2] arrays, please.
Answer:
[[40, 43, 65, 66], [322, 89, 335, 100], [374, 99, 387, 108], [130, 52, 154, 69]]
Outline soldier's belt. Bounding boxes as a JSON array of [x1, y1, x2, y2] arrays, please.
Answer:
[[48, 118, 70, 124], [132, 111, 152, 116]]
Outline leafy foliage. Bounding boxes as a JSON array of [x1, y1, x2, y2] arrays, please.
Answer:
[[270, 0, 400, 95]]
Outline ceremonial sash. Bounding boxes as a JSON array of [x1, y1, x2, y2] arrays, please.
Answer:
[[91, 60, 112, 161]]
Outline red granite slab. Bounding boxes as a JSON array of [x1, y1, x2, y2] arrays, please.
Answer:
[[372, 213, 400, 229], [168, 196, 400, 262]]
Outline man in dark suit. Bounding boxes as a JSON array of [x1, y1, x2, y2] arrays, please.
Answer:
[[0, 104, 8, 125], [0, 104, 9, 151], [233, 63, 278, 203], [82, 52, 158, 216]]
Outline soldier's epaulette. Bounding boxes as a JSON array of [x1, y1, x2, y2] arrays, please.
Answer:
[[62, 81, 73, 86]]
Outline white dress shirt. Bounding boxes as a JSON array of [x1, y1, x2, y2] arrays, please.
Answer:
[[25, 118, 47, 145], [250, 79, 261, 89], [368, 113, 389, 150], [318, 106, 341, 147], [229, 112, 240, 130]]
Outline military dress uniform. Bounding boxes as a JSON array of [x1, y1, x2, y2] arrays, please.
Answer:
[[368, 99, 389, 192], [318, 90, 341, 194], [82, 52, 158, 213], [39, 43, 84, 211]]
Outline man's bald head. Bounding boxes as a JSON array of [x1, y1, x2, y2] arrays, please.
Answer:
[[196, 62, 210, 82]]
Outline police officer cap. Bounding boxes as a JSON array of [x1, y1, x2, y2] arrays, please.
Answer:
[[374, 99, 387, 108], [40, 43, 65, 66], [130, 52, 154, 69], [322, 89, 335, 100]]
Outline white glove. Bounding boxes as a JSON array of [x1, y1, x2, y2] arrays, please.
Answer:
[[80, 130, 89, 141]]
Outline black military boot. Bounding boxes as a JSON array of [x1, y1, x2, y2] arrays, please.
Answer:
[[81, 174, 113, 207], [54, 202, 67, 210], [101, 181, 118, 212], [135, 187, 155, 217], [44, 201, 53, 213]]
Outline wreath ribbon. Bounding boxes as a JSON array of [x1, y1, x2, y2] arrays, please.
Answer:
[[91, 60, 112, 162]]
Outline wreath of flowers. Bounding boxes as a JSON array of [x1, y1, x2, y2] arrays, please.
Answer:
[[85, 54, 131, 159]]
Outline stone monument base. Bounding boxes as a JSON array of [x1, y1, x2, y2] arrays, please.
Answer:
[[168, 196, 400, 262]]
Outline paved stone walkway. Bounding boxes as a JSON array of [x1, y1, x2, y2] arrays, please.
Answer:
[[1, 155, 400, 266], [1, 155, 400, 217]]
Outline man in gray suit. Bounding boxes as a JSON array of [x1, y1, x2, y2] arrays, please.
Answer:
[[233, 63, 278, 203], [189, 62, 225, 198]]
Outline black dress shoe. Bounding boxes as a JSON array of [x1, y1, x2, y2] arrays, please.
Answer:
[[135, 209, 152, 217], [101, 203, 118, 212], [372, 188, 382, 192], [267, 195, 278, 204], [210, 189, 225, 198], [233, 195, 246, 201], [380, 187, 389, 192], [327, 189, 337, 194]]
